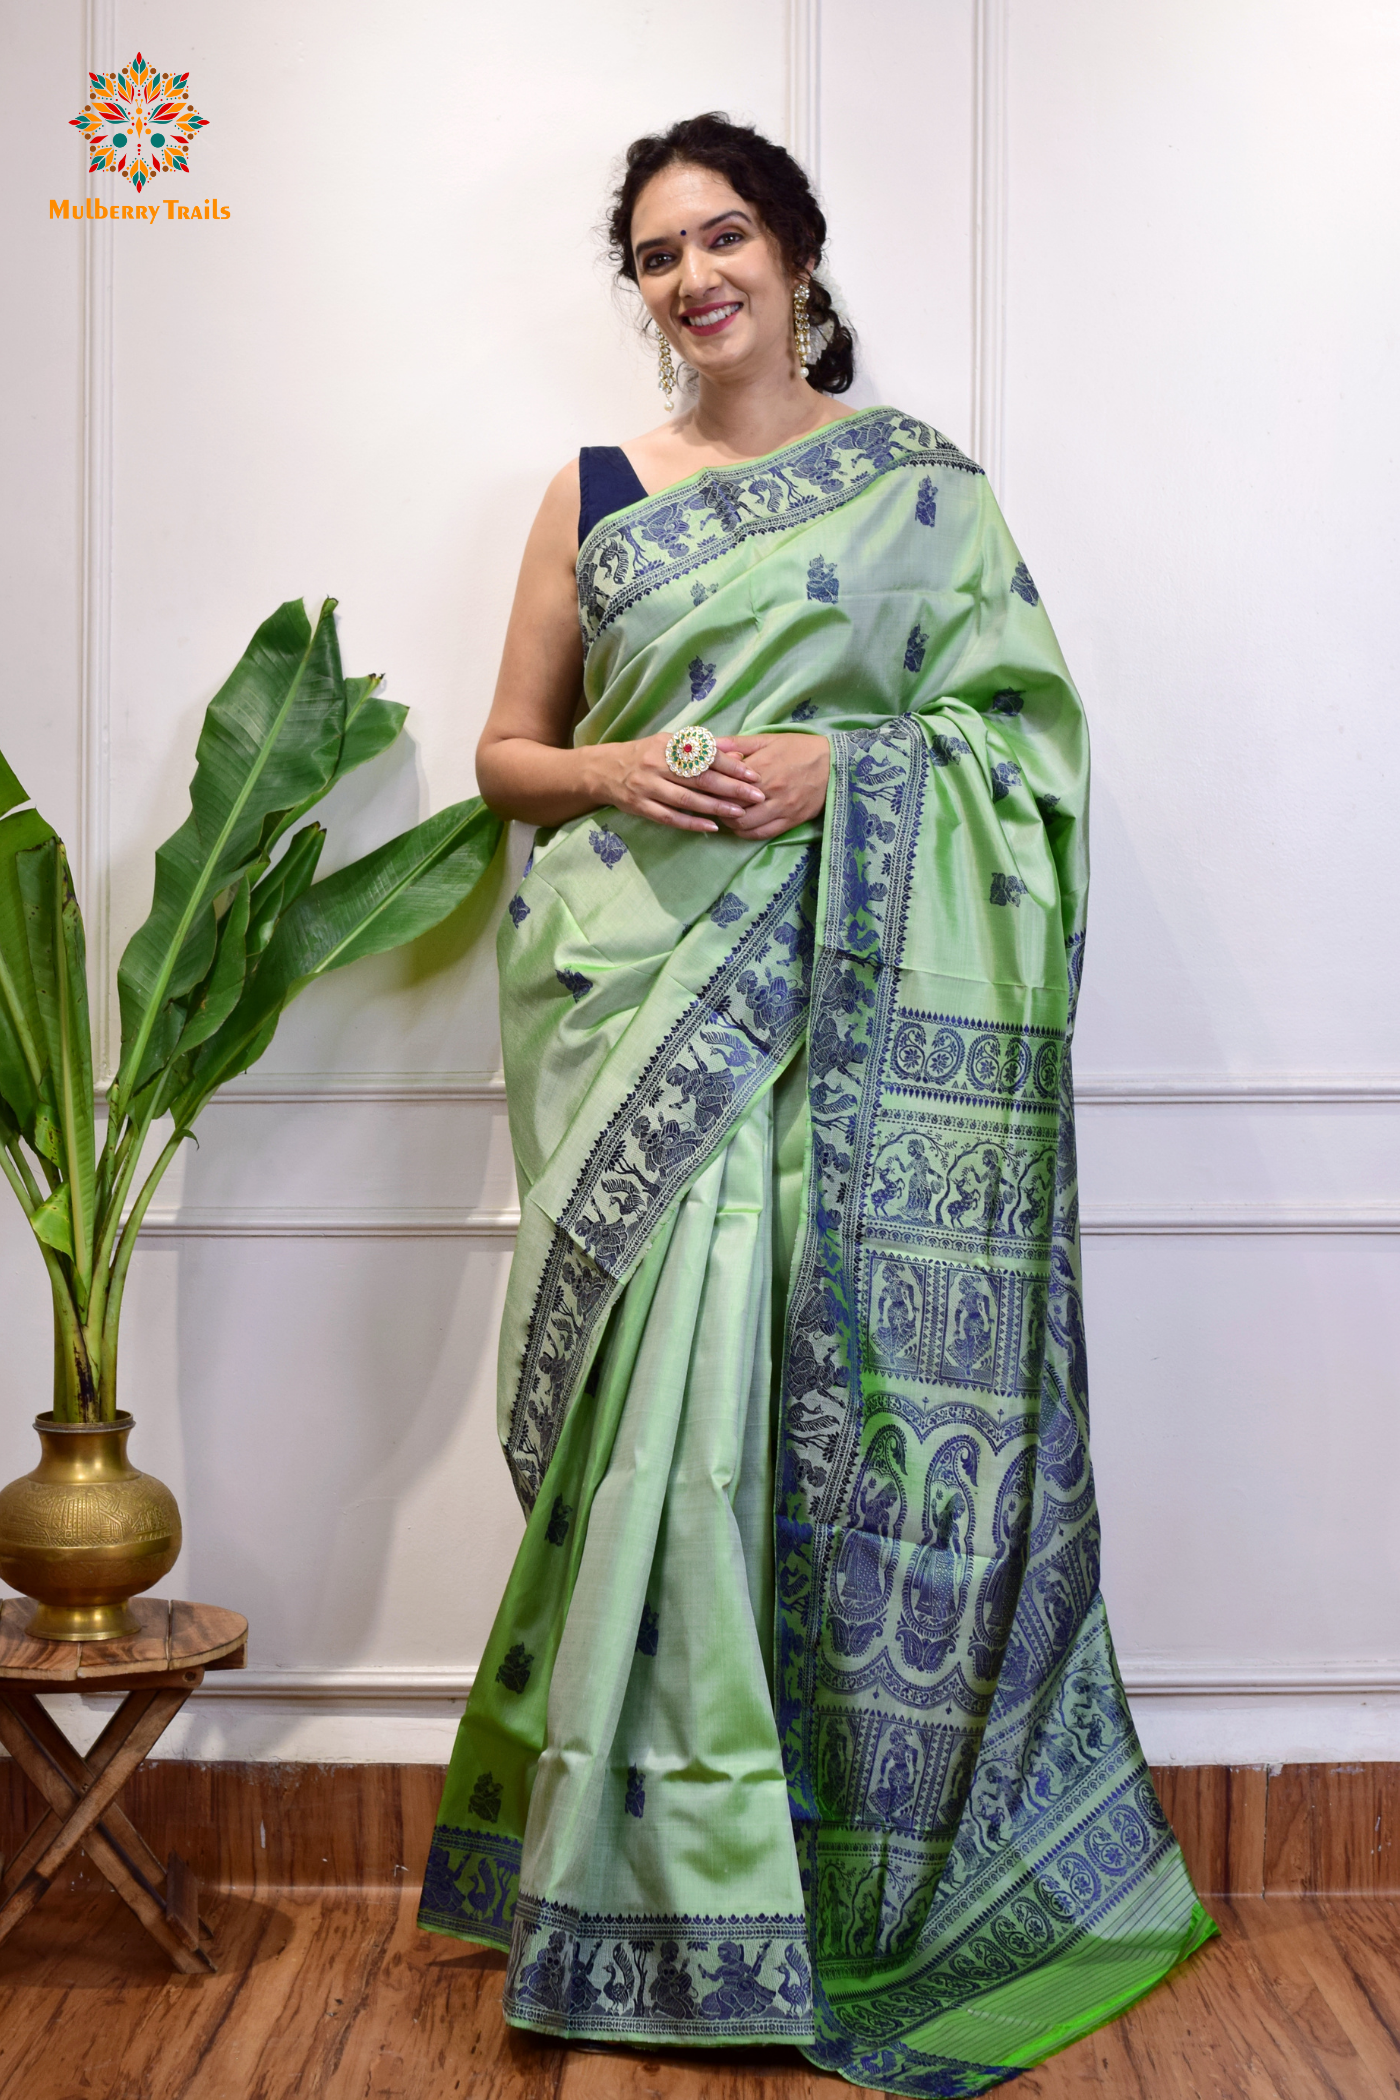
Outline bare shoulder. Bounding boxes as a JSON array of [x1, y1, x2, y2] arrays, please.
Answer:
[[526, 456, 582, 564]]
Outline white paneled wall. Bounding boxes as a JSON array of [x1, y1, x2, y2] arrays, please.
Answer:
[[2, 0, 1396, 1763]]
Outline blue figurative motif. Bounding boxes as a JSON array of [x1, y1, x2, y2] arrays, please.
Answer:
[[590, 827, 628, 868], [988, 873, 1028, 907], [624, 1766, 646, 1818], [807, 556, 840, 603], [688, 655, 717, 703], [915, 476, 938, 527], [507, 894, 530, 925], [793, 698, 818, 721], [495, 1643, 533, 1693], [904, 625, 929, 674], [467, 1772, 502, 1823], [1010, 562, 1040, 606], [556, 969, 593, 1002]]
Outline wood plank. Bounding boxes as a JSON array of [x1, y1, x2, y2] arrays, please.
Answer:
[[1151, 1764, 1267, 1895], [1264, 1764, 1400, 1894], [0, 1597, 79, 1679], [167, 1600, 247, 1670], [75, 1595, 170, 1674]]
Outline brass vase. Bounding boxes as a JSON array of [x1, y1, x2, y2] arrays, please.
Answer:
[[0, 1413, 181, 1641]]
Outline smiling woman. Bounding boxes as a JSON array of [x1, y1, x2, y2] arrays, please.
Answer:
[[417, 110, 1214, 2098]]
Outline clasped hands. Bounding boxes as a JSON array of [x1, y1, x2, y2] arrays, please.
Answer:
[[602, 731, 830, 841]]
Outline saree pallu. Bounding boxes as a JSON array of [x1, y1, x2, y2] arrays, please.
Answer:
[[420, 407, 1214, 2096]]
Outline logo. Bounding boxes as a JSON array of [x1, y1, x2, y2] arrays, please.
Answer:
[[70, 51, 207, 195]]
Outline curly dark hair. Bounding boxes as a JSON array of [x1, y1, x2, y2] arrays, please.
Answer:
[[606, 111, 856, 396]]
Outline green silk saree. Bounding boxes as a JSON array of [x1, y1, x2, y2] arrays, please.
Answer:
[[420, 407, 1214, 2095]]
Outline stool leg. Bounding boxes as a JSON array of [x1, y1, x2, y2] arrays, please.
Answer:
[[0, 1692, 213, 1975], [12, 1691, 179, 1907]]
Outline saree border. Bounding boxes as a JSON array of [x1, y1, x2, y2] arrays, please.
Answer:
[[773, 720, 1198, 2084], [506, 849, 819, 1508], [577, 409, 983, 648], [502, 1895, 815, 2042]]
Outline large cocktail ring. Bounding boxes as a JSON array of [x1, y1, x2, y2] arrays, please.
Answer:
[[664, 726, 718, 780]]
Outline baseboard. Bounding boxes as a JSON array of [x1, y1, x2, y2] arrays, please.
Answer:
[[0, 1760, 1394, 1899]]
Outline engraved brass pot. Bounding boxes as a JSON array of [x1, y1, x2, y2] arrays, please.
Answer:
[[0, 1413, 181, 1641]]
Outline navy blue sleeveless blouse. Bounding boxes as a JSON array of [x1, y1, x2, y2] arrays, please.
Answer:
[[578, 446, 648, 545]]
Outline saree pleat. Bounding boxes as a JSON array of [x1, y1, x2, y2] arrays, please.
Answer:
[[422, 407, 1214, 2096]]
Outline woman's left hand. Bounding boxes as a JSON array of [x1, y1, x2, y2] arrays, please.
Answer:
[[710, 734, 829, 839]]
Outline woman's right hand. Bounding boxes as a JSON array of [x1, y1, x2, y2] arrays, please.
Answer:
[[595, 734, 767, 834]]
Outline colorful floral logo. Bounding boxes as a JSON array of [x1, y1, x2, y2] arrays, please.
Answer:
[[70, 53, 207, 194]]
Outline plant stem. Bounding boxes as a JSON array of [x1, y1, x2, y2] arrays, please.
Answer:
[[87, 1094, 161, 1343], [0, 1143, 91, 1422], [98, 1127, 186, 1420], [1, 1136, 42, 1213]]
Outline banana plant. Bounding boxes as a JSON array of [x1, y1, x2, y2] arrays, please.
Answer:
[[0, 598, 502, 1423]]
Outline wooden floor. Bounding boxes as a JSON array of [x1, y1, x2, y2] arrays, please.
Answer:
[[0, 1885, 1397, 2099]]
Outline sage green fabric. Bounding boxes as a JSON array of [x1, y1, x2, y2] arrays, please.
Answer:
[[420, 408, 1215, 2095]]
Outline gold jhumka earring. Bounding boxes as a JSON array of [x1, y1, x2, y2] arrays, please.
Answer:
[[657, 330, 677, 411], [793, 280, 813, 379]]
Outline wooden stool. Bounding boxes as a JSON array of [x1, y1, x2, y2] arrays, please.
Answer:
[[0, 1596, 246, 1974]]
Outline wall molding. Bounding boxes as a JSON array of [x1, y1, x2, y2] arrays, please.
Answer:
[[1075, 1075, 1400, 1107], [133, 1200, 1400, 1240], [80, 0, 116, 1074], [785, 0, 821, 181], [204, 1072, 1400, 1109], [1082, 1206, 1400, 1237], [138, 1205, 521, 1240], [169, 1660, 1400, 1705], [1123, 1661, 1400, 1698], [972, 0, 1008, 489]]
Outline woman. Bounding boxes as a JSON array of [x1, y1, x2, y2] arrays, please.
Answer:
[[419, 113, 1212, 2096]]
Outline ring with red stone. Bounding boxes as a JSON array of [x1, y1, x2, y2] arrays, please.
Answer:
[[664, 726, 718, 780]]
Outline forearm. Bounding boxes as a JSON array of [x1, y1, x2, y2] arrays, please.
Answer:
[[476, 737, 617, 827]]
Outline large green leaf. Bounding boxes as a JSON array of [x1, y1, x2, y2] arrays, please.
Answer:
[[113, 598, 348, 1109], [178, 877, 251, 1054], [31, 1183, 73, 1256], [0, 806, 55, 1133], [339, 676, 407, 777], [246, 675, 407, 868], [17, 838, 95, 1294], [171, 798, 502, 1124], [246, 823, 325, 958]]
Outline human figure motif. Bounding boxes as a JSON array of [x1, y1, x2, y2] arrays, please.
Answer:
[[699, 1941, 779, 2019], [649, 1939, 700, 2021], [822, 1718, 851, 1813], [875, 1265, 919, 1362], [945, 1275, 996, 1378], [940, 1145, 1003, 1233], [872, 1726, 920, 1821], [903, 1136, 935, 1220], [514, 1929, 571, 2014]]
